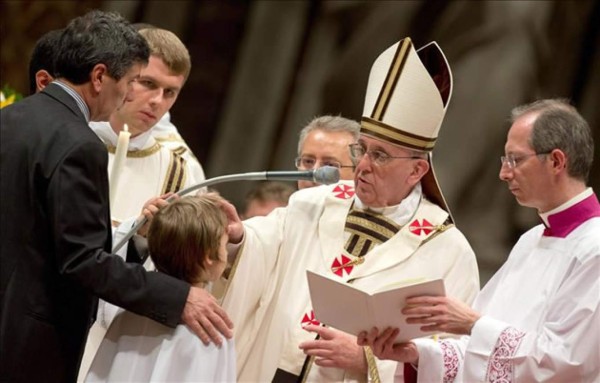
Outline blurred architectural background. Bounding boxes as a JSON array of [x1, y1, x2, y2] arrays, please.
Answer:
[[2, 0, 598, 283]]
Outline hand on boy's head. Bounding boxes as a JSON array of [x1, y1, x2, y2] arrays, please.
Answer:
[[216, 197, 244, 244], [137, 192, 176, 236]]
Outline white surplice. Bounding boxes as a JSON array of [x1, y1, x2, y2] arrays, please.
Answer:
[[90, 121, 205, 223], [152, 111, 196, 153], [221, 181, 480, 382], [85, 309, 236, 382], [78, 122, 206, 381], [412, 189, 600, 383]]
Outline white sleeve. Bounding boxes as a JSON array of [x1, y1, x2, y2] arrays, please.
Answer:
[[413, 337, 469, 383], [220, 208, 287, 370], [464, 254, 600, 382], [111, 216, 138, 259]]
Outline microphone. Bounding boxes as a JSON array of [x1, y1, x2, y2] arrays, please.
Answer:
[[112, 166, 340, 252]]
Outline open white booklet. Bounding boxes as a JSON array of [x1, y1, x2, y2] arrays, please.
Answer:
[[306, 270, 445, 343]]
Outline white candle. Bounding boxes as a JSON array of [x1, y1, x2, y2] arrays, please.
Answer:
[[109, 124, 130, 212]]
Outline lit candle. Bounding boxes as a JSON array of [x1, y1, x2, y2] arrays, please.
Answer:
[[109, 124, 130, 212]]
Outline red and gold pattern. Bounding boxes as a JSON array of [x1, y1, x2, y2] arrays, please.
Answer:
[[330, 254, 365, 277]]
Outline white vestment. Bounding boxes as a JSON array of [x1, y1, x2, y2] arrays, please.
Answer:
[[85, 309, 236, 382], [90, 121, 205, 223], [411, 189, 600, 383], [152, 111, 196, 153], [222, 181, 480, 382]]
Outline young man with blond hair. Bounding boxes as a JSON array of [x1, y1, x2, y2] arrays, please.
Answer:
[[91, 27, 205, 224]]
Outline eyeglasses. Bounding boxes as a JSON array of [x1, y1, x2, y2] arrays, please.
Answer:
[[349, 143, 422, 166], [294, 156, 354, 170], [500, 151, 551, 169]]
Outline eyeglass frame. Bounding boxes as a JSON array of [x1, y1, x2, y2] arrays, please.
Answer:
[[294, 156, 354, 170], [500, 151, 552, 169], [348, 143, 424, 166]]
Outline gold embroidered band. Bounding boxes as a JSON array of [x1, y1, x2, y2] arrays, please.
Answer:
[[106, 142, 161, 157], [344, 208, 400, 258], [372, 38, 412, 120], [361, 117, 436, 151], [161, 152, 187, 194]]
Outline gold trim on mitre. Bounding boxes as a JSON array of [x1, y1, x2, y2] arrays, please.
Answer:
[[361, 116, 436, 151], [360, 37, 455, 221], [372, 38, 412, 120], [361, 37, 448, 152]]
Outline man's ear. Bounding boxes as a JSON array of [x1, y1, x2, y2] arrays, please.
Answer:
[[548, 149, 567, 173], [90, 63, 108, 93], [413, 158, 430, 178], [35, 70, 54, 93]]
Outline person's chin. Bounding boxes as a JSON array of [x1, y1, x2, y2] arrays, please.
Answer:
[[355, 188, 373, 204]]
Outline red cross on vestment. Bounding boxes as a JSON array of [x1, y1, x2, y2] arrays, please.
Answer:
[[331, 254, 354, 277], [333, 184, 355, 199], [409, 219, 434, 236], [301, 310, 320, 327]]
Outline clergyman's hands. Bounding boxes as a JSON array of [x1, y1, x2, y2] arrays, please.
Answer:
[[181, 286, 234, 346], [137, 192, 176, 237], [299, 324, 367, 373], [357, 327, 419, 364], [403, 296, 481, 335]]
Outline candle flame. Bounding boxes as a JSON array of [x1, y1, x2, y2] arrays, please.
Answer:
[[123, 124, 129, 132]]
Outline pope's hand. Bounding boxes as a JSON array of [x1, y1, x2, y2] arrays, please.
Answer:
[[299, 324, 367, 373], [357, 327, 419, 364], [217, 196, 244, 244]]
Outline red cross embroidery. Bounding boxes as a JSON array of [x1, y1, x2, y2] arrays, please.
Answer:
[[409, 219, 434, 236], [333, 184, 355, 199], [301, 310, 320, 327], [331, 254, 355, 277]]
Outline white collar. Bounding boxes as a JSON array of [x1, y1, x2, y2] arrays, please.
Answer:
[[354, 183, 422, 226], [89, 121, 155, 150]]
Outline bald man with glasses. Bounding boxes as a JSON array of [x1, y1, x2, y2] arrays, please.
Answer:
[[219, 38, 480, 382]]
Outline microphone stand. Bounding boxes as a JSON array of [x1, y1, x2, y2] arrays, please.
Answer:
[[112, 172, 270, 253], [112, 165, 344, 253]]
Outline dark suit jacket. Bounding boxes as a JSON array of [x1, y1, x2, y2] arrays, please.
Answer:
[[0, 84, 189, 382]]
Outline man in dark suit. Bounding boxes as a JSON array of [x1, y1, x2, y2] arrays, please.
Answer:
[[0, 10, 232, 382]]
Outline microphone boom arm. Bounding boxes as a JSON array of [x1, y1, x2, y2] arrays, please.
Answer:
[[111, 167, 339, 253], [113, 172, 265, 253]]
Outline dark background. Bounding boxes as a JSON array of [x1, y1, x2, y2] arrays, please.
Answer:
[[2, 0, 598, 284]]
